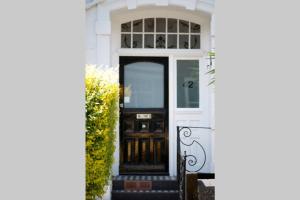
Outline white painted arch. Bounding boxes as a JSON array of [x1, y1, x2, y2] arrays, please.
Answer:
[[86, 0, 215, 14], [87, 0, 214, 66]]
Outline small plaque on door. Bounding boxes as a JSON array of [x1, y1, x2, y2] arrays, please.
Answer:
[[136, 114, 152, 119]]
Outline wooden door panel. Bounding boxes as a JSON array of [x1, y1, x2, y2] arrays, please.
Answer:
[[123, 137, 166, 165], [124, 139, 135, 163], [139, 138, 150, 163], [124, 120, 134, 133], [153, 138, 164, 164], [151, 120, 164, 133]]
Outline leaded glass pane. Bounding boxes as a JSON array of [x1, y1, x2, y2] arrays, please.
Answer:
[[121, 19, 201, 49], [168, 18, 177, 33], [191, 35, 200, 49], [156, 34, 166, 48], [121, 34, 131, 48], [168, 34, 177, 49], [133, 34, 142, 48], [179, 20, 189, 33], [191, 23, 200, 33], [179, 35, 189, 49], [156, 18, 166, 32], [144, 18, 154, 32], [133, 19, 143, 32], [121, 22, 131, 32], [144, 34, 154, 48]]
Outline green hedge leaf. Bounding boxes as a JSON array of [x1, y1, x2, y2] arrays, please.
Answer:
[[85, 65, 119, 200]]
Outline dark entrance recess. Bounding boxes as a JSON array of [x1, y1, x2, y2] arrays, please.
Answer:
[[119, 56, 169, 174]]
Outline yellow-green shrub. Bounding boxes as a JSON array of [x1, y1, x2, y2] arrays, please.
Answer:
[[85, 65, 119, 200]]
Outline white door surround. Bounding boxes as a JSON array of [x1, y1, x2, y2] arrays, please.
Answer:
[[85, 0, 215, 176]]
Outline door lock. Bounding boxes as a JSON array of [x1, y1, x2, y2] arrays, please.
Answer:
[[119, 103, 124, 108]]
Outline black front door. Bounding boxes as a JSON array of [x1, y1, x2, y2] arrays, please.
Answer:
[[119, 56, 169, 174]]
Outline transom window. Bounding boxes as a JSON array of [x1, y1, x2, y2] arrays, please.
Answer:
[[121, 18, 201, 49]]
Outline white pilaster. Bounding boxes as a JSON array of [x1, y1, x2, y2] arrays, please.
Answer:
[[96, 4, 111, 67], [210, 13, 215, 51], [169, 55, 176, 176], [210, 12, 215, 173]]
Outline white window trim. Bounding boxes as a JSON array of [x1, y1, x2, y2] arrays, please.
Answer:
[[118, 48, 205, 57]]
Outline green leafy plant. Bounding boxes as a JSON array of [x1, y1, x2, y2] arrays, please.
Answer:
[[206, 51, 215, 85], [85, 65, 119, 200]]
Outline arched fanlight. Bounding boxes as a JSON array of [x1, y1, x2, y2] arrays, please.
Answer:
[[121, 18, 201, 49]]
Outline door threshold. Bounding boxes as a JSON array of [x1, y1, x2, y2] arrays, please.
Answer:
[[119, 172, 169, 176]]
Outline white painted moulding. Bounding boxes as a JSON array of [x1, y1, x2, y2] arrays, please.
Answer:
[[86, 0, 215, 14], [86, 0, 105, 10], [126, 0, 137, 10], [156, 0, 168, 6], [95, 20, 111, 35]]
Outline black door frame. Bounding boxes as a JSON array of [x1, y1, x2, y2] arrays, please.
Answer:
[[119, 56, 169, 175]]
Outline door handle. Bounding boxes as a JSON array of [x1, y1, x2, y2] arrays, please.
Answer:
[[120, 103, 124, 108]]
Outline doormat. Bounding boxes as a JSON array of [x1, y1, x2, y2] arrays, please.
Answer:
[[124, 181, 152, 190]]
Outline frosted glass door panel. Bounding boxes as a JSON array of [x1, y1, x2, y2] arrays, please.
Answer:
[[177, 60, 199, 108], [124, 62, 164, 108]]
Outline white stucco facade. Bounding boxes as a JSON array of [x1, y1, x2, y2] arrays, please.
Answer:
[[86, 0, 215, 177]]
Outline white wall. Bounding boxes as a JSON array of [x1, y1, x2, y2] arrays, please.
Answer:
[[174, 57, 213, 174], [85, 6, 97, 64]]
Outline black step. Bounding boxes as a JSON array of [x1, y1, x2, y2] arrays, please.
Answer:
[[112, 175, 178, 190], [112, 190, 179, 200], [112, 176, 179, 200]]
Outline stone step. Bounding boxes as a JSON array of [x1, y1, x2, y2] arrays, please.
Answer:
[[111, 189, 179, 200], [113, 175, 177, 181], [198, 179, 215, 200], [112, 175, 178, 190]]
